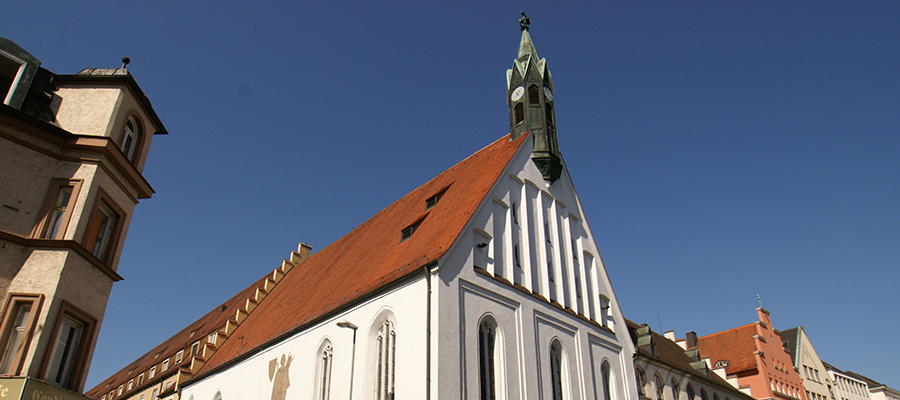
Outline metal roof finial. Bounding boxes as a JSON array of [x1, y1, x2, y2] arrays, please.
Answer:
[[121, 56, 130, 69], [519, 11, 531, 31]]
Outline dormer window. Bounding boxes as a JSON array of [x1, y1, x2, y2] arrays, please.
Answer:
[[120, 116, 140, 162], [401, 218, 424, 242], [426, 187, 448, 210]]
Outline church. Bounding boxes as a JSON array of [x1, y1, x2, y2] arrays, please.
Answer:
[[91, 14, 638, 400]]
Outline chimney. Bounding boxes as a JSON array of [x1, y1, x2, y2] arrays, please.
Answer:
[[686, 331, 698, 349]]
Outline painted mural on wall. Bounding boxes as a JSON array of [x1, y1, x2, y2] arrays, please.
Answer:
[[268, 353, 293, 400]]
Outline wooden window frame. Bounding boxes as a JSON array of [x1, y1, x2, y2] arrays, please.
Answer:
[[82, 190, 126, 265], [0, 293, 43, 375], [33, 179, 83, 239], [39, 300, 97, 390]]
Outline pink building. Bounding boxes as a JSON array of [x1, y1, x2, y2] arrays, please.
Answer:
[[692, 308, 806, 400]]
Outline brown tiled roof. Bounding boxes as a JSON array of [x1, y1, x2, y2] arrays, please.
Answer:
[[85, 274, 271, 398], [696, 323, 759, 376], [197, 134, 526, 377]]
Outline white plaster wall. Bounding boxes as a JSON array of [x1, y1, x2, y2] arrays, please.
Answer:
[[54, 87, 122, 138], [438, 134, 637, 400], [180, 272, 435, 400]]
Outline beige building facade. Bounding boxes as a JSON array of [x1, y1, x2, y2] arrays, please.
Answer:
[[0, 37, 166, 393]]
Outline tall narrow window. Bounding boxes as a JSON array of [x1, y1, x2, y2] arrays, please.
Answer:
[[150, 365, 156, 378], [44, 303, 96, 390], [550, 340, 564, 400], [120, 116, 140, 162], [687, 385, 695, 400], [0, 294, 42, 375], [656, 376, 665, 400], [319, 344, 333, 400], [670, 379, 679, 400], [479, 319, 497, 400], [636, 368, 646, 396], [375, 320, 395, 400], [602, 361, 613, 400]]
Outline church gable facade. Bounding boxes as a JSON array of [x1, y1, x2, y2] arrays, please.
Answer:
[[105, 14, 635, 400]]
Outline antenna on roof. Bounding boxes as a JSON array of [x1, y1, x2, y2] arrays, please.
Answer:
[[656, 312, 663, 333], [121, 56, 130, 69]]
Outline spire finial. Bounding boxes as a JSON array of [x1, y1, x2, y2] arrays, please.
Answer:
[[519, 11, 531, 31]]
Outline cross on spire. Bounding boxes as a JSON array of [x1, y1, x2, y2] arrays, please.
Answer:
[[519, 11, 531, 31]]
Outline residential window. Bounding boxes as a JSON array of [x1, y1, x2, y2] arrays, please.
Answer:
[[318, 343, 333, 400], [479, 318, 497, 400], [208, 332, 217, 344], [120, 116, 141, 162], [152, 389, 158, 399], [43, 302, 96, 389], [374, 319, 395, 400], [128, 379, 133, 390], [0, 294, 42, 375], [34, 180, 82, 240], [138, 372, 144, 385], [162, 358, 169, 371], [84, 194, 124, 264], [165, 380, 173, 389], [118, 386, 124, 395], [191, 341, 200, 356], [175, 350, 184, 364], [140, 395, 145, 400], [150, 365, 156, 378], [550, 340, 564, 400]]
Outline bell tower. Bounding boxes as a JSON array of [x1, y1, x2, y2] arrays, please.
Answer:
[[507, 12, 562, 182]]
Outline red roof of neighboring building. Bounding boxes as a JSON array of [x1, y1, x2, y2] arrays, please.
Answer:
[[196, 133, 526, 376], [85, 274, 271, 398], [696, 323, 759, 376]]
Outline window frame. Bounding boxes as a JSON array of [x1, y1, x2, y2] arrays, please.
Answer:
[[550, 340, 564, 400], [478, 318, 497, 400], [33, 179, 83, 240], [119, 114, 144, 164], [0, 293, 43, 375], [39, 300, 97, 390], [82, 190, 126, 265]]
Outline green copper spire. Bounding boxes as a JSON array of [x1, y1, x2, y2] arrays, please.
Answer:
[[505, 12, 561, 182]]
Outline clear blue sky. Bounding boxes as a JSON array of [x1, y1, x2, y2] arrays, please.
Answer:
[[6, 1, 899, 390]]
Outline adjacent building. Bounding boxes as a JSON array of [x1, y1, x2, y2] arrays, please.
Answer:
[[689, 308, 806, 400], [0, 37, 166, 394], [840, 371, 900, 400], [824, 362, 871, 400], [779, 327, 832, 400], [630, 320, 755, 400]]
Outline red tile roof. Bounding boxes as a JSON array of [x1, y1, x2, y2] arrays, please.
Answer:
[[196, 134, 526, 376], [86, 274, 272, 398], [696, 323, 759, 376]]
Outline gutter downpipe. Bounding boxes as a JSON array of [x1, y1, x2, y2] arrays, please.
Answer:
[[423, 265, 432, 400], [337, 321, 358, 400]]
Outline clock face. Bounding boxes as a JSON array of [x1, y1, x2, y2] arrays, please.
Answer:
[[511, 86, 525, 102], [543, 86, 553, 101]]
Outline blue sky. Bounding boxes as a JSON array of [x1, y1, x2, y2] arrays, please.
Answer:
[[6, 1, 899, 390]]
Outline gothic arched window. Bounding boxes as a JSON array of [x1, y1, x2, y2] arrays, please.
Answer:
[[317, 341, 333, 400], [479, 318, 497, 400], [121, 116, 141, 162], [374, 320, 395, 400], [601, 360, 613, 400], [550, 340, 564, 400], [655, 376, 665, 400]]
